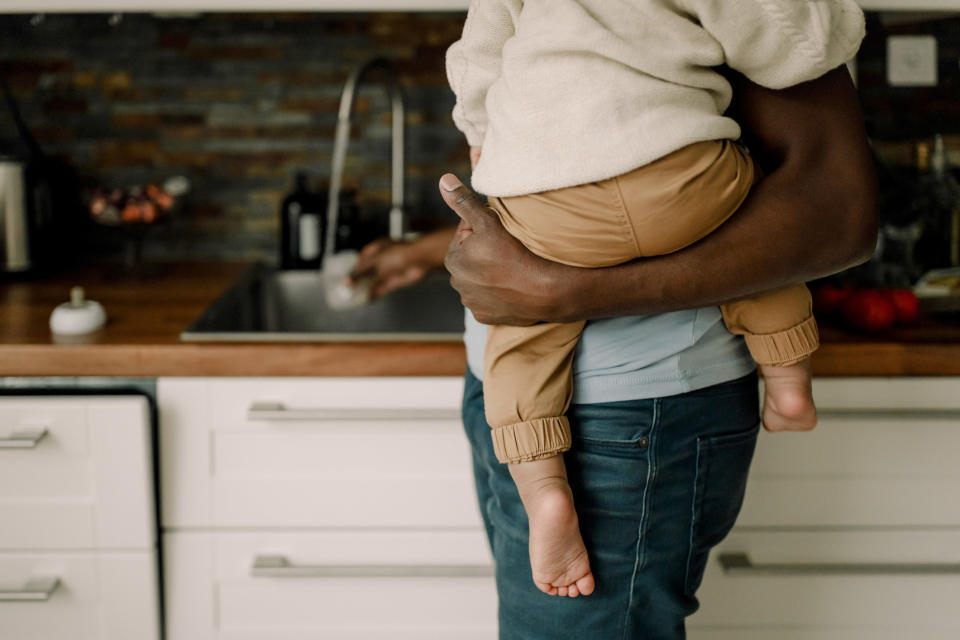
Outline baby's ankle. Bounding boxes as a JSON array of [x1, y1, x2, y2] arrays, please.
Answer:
[[760, 358, 818, 431], [759, 357, 813, 384], [508, 456, 572, 511]]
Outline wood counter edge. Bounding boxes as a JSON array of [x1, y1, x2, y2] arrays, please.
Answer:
[[0, 342, 469, 377], [1, 341, 960, 377]]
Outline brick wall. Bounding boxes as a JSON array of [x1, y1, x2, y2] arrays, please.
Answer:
[[0, 10, 957, 263], [0, 12, 470, 261]]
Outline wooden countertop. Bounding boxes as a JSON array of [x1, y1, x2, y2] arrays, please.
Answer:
[[1, 262, 959, 377]]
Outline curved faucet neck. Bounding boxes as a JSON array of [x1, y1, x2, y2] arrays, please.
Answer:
[[325, 58, 406, 262]]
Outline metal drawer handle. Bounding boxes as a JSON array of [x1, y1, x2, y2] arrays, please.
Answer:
[[0, 577, 60, 601], [0, 427, 48, 449], [251, 554, 493, 578], [719, 552, 960, 576], [248, 402, 461, 422]]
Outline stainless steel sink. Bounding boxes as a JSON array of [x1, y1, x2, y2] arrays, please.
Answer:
[[180, 263, 464, 342]]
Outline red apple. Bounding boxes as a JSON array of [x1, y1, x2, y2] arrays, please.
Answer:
[[841, 289, 896, 333], [813, 285, 854, 317], [883, 289, 920, 326]]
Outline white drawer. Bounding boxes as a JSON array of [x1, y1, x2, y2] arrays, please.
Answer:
[[159, 377, 482, 528], [689, 529, 960, 633], [164, 529, 497, 640], [738, 404, 960, 527], [0, 396, 155, 549], [0, 549, 160, 640], [810, 378, 960, 411]]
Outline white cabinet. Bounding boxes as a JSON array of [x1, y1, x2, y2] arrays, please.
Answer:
[[0, 398, 156, 549], [158, 376, 960, 638], [0, 395, 160, 640], [158, 376, 496, 640], [164, 530, 496, 640], [0, 551, 160, 640], [688, 378, 960, 638], [159, 377, 479, 529], [692, 530, 960, 635]]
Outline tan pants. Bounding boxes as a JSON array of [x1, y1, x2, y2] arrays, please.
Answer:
[[485, 140, 819, 464]]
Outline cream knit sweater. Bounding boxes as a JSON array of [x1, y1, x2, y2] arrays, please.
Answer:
[[447, 0, 865, 197]]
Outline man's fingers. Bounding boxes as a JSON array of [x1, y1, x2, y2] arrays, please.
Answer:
[[350, 239, 391, 280], [438, 173, 493, 229], [369, 266, 424, 300], [359, 238, 388, 258]]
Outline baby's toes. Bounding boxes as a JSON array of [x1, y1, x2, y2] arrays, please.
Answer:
[[567, 583, 580, 598], [575, 572, 596, 596], [557, 585, 569, 597], [535, 580, 557, 596]]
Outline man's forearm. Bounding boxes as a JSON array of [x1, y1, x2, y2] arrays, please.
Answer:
[[550, 68, 878, 322], [414, 227, 458, 268], [557, 148, 876, 320]]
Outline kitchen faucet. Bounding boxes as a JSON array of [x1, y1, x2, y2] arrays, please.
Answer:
[[324, 58, 406, 263]]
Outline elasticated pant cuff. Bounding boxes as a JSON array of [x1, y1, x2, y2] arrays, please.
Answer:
[[744, 315, 820, 367], [491, 416, 572, 464]]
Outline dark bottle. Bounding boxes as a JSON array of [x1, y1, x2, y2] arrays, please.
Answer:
[[334, 188, 361, 253], [279, 171, 326, 269], [930, 135, 960, 268], [912, 136, 960, 270]]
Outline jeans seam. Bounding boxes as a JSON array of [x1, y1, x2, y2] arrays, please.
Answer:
[[684, 438, 706, 596], [682, 422, 760, 596], [621, 397, 660, 640]]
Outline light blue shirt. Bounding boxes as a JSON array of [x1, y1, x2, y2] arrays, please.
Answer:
[[464, 306, 755, 404]]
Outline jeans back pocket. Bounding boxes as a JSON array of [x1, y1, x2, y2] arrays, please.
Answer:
[[684, 422, 760, 596], [569, 399, 655, 459]]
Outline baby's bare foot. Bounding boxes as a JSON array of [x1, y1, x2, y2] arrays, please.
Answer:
[[526, 483, 595, 597], [761, 358, 817, 432]]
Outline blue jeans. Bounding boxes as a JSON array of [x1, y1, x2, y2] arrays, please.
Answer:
[[461, 369, 760, 640]]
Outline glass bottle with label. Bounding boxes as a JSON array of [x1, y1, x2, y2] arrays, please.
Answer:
[[279, 171, 326, 269]]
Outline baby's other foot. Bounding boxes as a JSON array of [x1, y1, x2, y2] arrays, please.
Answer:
[[761, 358, 817, 432], [526, 484, 595, 598]]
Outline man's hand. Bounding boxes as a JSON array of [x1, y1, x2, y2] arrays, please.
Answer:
[[349, 229, 453, 300], [440, 174, 563, 325]]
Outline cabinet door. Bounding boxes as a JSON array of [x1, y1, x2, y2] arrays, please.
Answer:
[[164, 530, 497, 640], [738, 378, 960, 527], [0, 396, 155, 549], [688, 529, 960, 636], [0, 549, 160, 640], [159, 377, 482, 528]]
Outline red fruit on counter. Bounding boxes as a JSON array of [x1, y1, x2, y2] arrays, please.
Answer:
[[882, 289, 920, 325], [841, 289, 896, 333], [140, 201, 158, 223], [813, 285, 853, 317], [121, 203, 141, 222]]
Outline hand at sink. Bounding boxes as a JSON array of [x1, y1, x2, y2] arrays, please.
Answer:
[[181, 259, 464, 342], [323, 250, 371, 310], [349, 229, 455, 300]]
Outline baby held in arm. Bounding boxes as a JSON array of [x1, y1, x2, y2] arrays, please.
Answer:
[[447, 0, 864, 598]]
